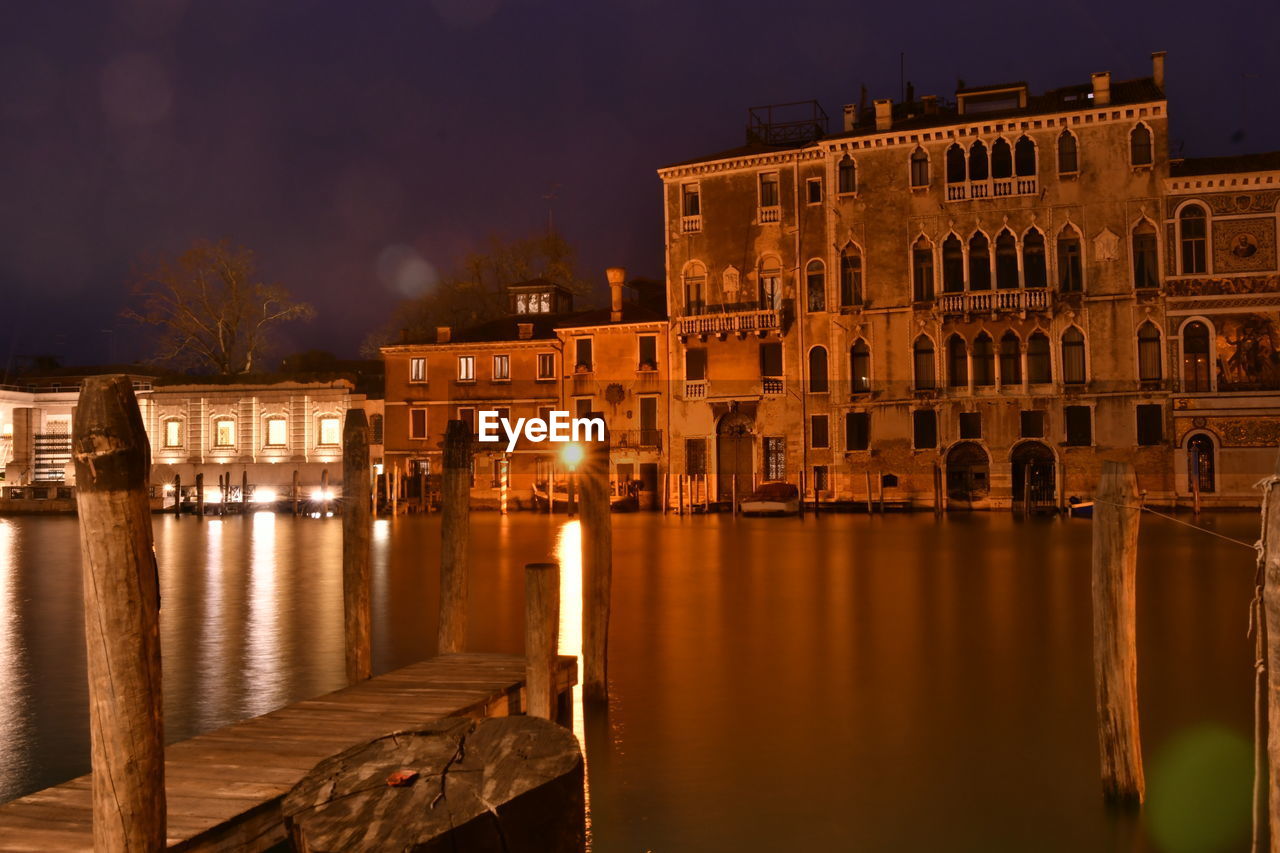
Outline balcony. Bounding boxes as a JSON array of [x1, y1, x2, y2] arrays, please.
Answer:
[[937, 288, 1049, 314], [762, 377, 784, 395], [684, 380, 707, 399], [681, 214, 702, 233], [613, 429, 663, 450], [758, 205, 781, 224], [678, 308, 780, 337], [572, 371, 594, 395], [945, 176, 1038, 202]]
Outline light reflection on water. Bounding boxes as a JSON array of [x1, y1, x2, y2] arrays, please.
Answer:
[[553, 520, 591, 842], [0, 520, 31, 802]]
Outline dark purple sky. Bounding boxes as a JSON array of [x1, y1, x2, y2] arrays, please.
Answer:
[[2, 0, 1277, 368]]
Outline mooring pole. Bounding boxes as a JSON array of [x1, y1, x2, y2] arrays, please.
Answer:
[[72, 375, 166, 851], [173, 474, 181, 515], [524, 561, 561, 720], [195, 472, 204, 518], [677, 475, 684, 516], [1091, 460, 1145, 804], [865, 470, 874, 514], [343, 410, 372, 684], [439, 420, 472, 655], [799, 469, 807, 519], [241, 470, 248, 509], [321, 469, 330, 516], [1258, 452, 1280, 852], [580, 414, 612, 703]]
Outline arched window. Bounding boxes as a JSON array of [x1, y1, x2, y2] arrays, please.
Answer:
[[1179, 204, 1207, 275], [1027, 332, 1051, 383], [910, 148, 930, 188], [913, 336, 936, 390], [840, 245, 863, 307], [1023, 228, 1047, 288], [947, 335, 968, 387], [838, 156, 857, 194], [912, 236, 934, 301], [969, 140, 989, 181], [999, 332, 1022, 385], [1133, 221, 1159, 288], [1057, 226, 1082, 292], [1061, 327, 1086, 385], [1014, 136, 1036, 176], [995, 229, 1019, 289], [758, 257, 782, 310], [1130, 124, 1153, 166], [942, 234, 964, 293], [683, 261, 706, 315], [1138, 322, 1162, 381], [808, 346, 829, 393], [850, 340, 871, 394], [973, 333, 995, 386], [945, 144, 966, 184], [806, 259, 826, 312], [968, 232, 991, 291], [1182, 321, 1211, 392], [1057, 130, 1078, 174], [991, 138, 1013, 179]]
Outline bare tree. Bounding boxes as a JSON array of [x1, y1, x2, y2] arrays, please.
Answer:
[[123, 240, 315, 375]]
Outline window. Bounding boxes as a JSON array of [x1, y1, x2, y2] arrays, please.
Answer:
[[972, 333, 995, 386], [995, 230, 1018, 289], [163, 419, 183, 447], [685, 438, 707, 475], [319, 416, 340, 446], [214, 418, 235, 448], [813, 465, 828, 492], [947, 335, 968, 387], [537, 352, 556, 380], [538, 406, 554, 424], [575, 338, 593, 371], [912, 409, 938, 449], [1020, 410, 1045, 438], [909, 148, 929, 187], [410, 357, 426, 383], [846, 412, 871, 450], [457, 355, 475, 382], [999, 332, 1022, 385], [1133, 222, 1159, 288], [1065, 405, 1092, 446], [1061, 328, 1086, 385], [266, 417, 287, 446], [959, 411, 982, 439], [638, 335, 657, 369], [684, 261, 707, 314], [850, 340, 871, 394], [945, 144, 966, 185], [942, 235, 964, 293], [1027, 332, 1051, 383], [882, 473, 899, 488], [838, 156, 857, 194], [1179, 205, 1207, 275], [1014, 135, 1036, 177], [1057, 130, 1078, 174], [758, 172, 780, 208], [369, 414, 383, 444], [969, 232, 991, 291], [457, 407, 476, 432], [991, 138, 1012, 179], [760, 342, 783, 378], [1130, 124, 1153, 166], [1057, 227, 1082, 292], [808, 346, 828, 393], [840, 246, 863, 306], [912, 237, 934, 301], [913, 336, 936, 390], [759, 258, 782, 309], [1138, 322, 1162, 381], [1136, 404, 1163, 446], [409, 408, 428, 439], [685, 348, 707, 381], [1182, 321, 1211, 392], [764, 437, 786, 481], [969, 140, 989, 181], [810, 415, 829, 448], [806, 260, 826, 312], [806, 178, 823, 205], [492, 354, 510, 381], [681, 183, 700, 216], [1023, 228, 1047, 288]]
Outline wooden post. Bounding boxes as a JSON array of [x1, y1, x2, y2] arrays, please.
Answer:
[[195, 472, 204, 518], [933, 463, 943, 516], [241, 470, 248, 509], [865, 470, 873, 514], [732, 473, 738, 516], [1192, 462, 1202, 516], [71, 375, 166, 851], [224, 469, 231, 513], [702, 473, 710, 512], [391, 465, 399, 516], [1023, 462, 1032, 515], [676, 475, 684, 516], [173, 473, 181, 515], [662, 472, 669, 515], [343, 410, 372, 684], [321, 469, 330, 516], [799, 470, 806, 519], [566, 471, 577, 518], [1091, 460, 1145, 804], [579, 415, 612, 703], [524, 562, 560, 719], [292, 470, 300, 516], [371, 470, 378, 518], [1258, 453, 1280, 851], [439, 421, 471, 655]]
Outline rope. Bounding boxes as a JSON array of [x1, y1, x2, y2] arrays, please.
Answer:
[[1089, 498, 1260, 552]]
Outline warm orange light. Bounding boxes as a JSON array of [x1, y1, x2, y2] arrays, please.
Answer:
[[560, 443, 584, 469]]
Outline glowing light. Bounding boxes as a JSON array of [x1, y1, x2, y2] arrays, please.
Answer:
[[206, 488, 223, 503], [554, 520, 590, 837], [252, 488, 277, 504], [309, 488, 336, 501], [162, 483, 174, 494], [560, 443, 584, 469]]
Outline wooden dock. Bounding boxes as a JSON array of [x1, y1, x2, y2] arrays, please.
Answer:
[[0, 653, 577, 852]]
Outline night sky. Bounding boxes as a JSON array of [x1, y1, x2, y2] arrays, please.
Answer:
[[3, 0, 1277, 368]]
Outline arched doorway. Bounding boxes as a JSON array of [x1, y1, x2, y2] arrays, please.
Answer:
[[1011, 441, 1056, 512], [1187, 433, 1216, 494], [716, 412, 754, 502], [945, 441, 990, 505]]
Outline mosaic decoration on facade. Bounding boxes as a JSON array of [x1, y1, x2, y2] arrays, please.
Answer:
[[1212, 217, 1277, 273], [1214, 312, 1280, 391], [1165, 191, 1280, 218], [1165, 274, 1280, 296], [1175, 416, 1280, 447]]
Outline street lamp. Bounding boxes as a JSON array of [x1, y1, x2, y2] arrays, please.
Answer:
[[560, 443, 583, 516]]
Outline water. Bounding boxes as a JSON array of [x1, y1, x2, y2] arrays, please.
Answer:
[[0, 510, 1262, 852]]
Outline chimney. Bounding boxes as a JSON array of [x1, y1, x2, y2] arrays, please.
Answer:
[[922, 95, 938, 115], [607, 266, 626, 323], [1091, 71, 1111, 106], [905, 81, 915, 104], [1152, 51, 1166, 93], [399, 327, 409, 344], [874, 99, 892, 131], [436, 326, 450, 343], [842, 103, 857, 132], [517, 322, 534, 340]]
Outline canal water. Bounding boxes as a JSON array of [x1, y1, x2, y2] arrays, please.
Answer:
[[0, 510, 1262, 852]]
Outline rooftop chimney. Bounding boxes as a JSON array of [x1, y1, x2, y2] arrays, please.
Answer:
[[905, 81, 915, 104], [436, 326, 450, 343], [399, 327, 409, 345], [517, 322, 534, 340], [1152, 51, 1166, 93], [874, 99, 892, 131], [842, 103, 857, 132], [607, 266, 626, 323], [922, 95, 938, 115], [1091, 71, 1111, 106]]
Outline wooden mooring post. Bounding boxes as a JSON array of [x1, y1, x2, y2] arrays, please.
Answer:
[[292, 470, 300, 516], [524, 562, 561, 720], [195, 472, 204, 517], [579, 415, 612, 702], [321, 469, 330, 516], [71, 375, 166, 851], [1091, 460, 1145, 804], [1259, 453, 1280, 851], [439, 420, 471, 655], [343, 411, 372, 684], [173, 473, 181, 515]]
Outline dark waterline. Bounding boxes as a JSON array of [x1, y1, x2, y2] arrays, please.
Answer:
[[0, 511, 1261, 852]]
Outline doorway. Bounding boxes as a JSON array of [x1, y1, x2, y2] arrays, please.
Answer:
[[716, 412, 754, 501]]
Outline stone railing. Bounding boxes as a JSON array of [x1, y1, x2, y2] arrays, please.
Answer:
[[937, 288, 1050, 314], [677, 309, 780, 337]]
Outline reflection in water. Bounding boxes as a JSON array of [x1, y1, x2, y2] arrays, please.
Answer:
[[196, 518, 228, 731], [0, 520, 31, 801], [553, 520, 590, 842], [244, 511, 284, 716]]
